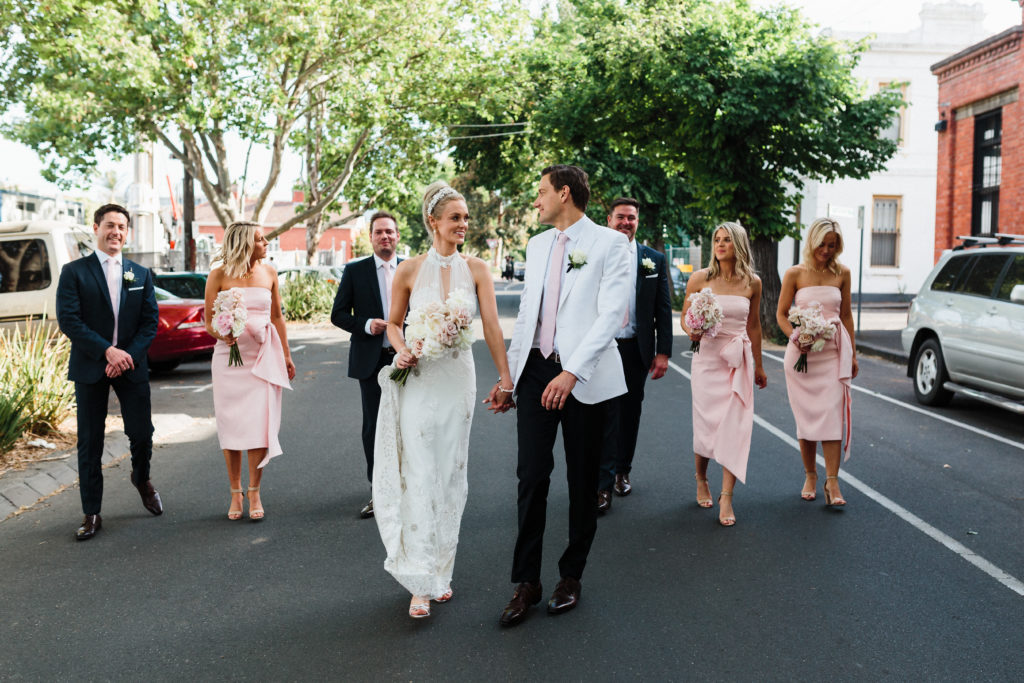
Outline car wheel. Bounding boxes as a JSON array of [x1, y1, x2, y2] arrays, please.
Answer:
[[149, 360, 181, 374], [913, 338, 953, 406]]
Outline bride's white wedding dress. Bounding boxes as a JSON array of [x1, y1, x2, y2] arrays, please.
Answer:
[[373, 248, 477, 599]]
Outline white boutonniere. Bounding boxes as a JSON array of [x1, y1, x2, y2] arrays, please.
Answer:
[[641, 257, 656, 275], [566, 249, 588, 272], [123, 269, 135, 283]]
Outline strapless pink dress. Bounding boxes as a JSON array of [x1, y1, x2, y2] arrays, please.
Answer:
[[783, 286, 852, 459], [211, 287, 291, 467], [690, 295, 755, 483]]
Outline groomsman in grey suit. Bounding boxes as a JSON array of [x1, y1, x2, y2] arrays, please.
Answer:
[[597, 198, 673, 513]]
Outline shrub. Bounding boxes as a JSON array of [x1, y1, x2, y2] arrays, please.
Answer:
[[0, 321, 75, 438], [0, 387, 32, 452], [280, 273, 336, 322]]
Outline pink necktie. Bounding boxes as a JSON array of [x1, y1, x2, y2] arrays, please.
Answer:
[[539, 232, 569, 358], [106, 259, 120, 345], [383, 262, 393, 313]]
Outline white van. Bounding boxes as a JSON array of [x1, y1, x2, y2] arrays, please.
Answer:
[[0, 220, 94, 323]]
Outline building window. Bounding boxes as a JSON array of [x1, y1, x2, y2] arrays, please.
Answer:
[[871, 196, 901, 267], [972, 109, 1001, 236], [879, 82, 907, 146]]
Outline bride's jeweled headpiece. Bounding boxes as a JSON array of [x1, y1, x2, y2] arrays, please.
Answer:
[[426, 186, 460, 217]]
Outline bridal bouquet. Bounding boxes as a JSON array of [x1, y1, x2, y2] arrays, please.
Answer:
[[212, 288, 247, 367], [390, 288, 475, 386], [684, 288, 723, 353], [787, 301, 835, 372]]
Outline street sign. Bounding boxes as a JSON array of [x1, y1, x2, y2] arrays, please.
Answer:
[[827, 204, 857, 219]]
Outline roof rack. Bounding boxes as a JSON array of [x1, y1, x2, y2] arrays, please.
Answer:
[[953, 234, 1024, 250]]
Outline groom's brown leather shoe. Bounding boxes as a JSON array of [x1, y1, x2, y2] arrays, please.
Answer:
[[499, 581, 542, 627], [614, 473, 632, 496], [359, 499, 374, 519], [597, 490, 612, 514], [132, 478, 163, 516], [547, 577, 581, 614], [75, 514, 101, 541]]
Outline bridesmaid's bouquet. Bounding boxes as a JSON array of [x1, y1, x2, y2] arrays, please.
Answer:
[[684, 288, 723, 353], [787, 302, 835, 373], [390, 288, 475, 386], [212, 288, 247, 367]]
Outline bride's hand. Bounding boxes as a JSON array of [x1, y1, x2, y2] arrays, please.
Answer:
[[395, 348, 418, 369], [484, 383, 515, 413]]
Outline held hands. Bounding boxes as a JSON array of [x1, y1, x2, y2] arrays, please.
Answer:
[[483, 382, 515, 413], [104, 346, 134, 377], [542, 371, 577, 411], [369, 318, 388, 335], [755, 366, 768, 389]]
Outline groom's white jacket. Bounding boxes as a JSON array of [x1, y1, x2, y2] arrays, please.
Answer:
[[507, 215, 632, 405]]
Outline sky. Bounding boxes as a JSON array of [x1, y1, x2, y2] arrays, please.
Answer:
[[2, 0, 1022, 204]]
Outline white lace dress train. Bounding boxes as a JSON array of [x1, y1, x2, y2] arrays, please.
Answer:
[[372, 249, 477, 599]]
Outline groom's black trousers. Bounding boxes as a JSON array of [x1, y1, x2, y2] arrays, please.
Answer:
[[512, 351, 608, 583]]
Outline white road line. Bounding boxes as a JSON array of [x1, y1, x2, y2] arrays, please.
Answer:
[[667, 358, 1024, 597], [291, 345, 306, 352], [761, 351, 1024, 452], [192, 383, 212, 393]]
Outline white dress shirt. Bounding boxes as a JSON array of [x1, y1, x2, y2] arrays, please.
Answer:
[[96, 250, 123, 304], [616, 239, 638, 339], [365, 254, 397, 347], [533, 217, 587, 352]]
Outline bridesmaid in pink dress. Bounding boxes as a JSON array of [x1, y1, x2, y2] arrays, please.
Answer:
[[204, 222, 296, 521], [776, 217, 858, 507], [682, 222, 767, 526]]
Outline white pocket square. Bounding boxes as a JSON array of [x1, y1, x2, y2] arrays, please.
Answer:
[[128, 286, 144, 292], [644, 274, 658, 279]]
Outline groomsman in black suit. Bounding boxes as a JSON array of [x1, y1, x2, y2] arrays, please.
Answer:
[[331, 211, 401, 519], [597, 198, 673, 513], [56, 204, 162, 541]]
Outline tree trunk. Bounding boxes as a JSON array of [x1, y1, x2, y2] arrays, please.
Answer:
[[752, 235, 783, 343], [305, 214, 322, 265]]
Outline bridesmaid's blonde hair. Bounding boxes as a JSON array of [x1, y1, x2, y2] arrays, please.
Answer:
[[707, 221, 756, 286], [217, 221, 260, 278], [801, 218, 844, 276], [421, 181, 464, 236]]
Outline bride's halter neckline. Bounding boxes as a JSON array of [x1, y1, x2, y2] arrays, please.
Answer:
[[428, 247, 459, 268]]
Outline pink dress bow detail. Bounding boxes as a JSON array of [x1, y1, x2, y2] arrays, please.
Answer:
[[720, 334, 753, 408], [251, 319, 292, 391], [829, 317, 853, 460]]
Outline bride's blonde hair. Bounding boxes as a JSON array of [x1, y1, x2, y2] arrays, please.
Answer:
[[421, 181, 464, 235], [217, 221, 260, 278]]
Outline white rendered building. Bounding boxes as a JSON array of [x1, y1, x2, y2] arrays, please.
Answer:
[[779, 2, 996, 299]]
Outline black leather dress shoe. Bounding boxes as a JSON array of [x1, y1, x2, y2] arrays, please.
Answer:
[[359, 499, 374, 519], [133, 478, 163, 516], [548, 577, 581, 614], [75, 514, 101, 541], [499, 581, 542, 627], [597, 490, 612, 514], [614, 473, 632, 496]]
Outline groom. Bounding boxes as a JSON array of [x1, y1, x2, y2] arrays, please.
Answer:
[[497, 165, 631, 626]]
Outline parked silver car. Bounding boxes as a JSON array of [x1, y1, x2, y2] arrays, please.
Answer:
[[901, 240, 1024, 413]]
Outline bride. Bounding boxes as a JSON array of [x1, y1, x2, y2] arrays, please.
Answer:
[[374, 181, 515, 619]]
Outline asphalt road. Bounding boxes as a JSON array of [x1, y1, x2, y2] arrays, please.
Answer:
[[1, 287, 1022, 681]]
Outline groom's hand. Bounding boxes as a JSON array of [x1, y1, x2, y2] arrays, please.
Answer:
[[542, 371, 577, 411], [369, 318, 388, 335], [483, 385, 514, 413]]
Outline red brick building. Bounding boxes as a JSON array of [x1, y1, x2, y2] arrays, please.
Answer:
[[932, 10, 1024, 261], [195, 191, 362, 266]]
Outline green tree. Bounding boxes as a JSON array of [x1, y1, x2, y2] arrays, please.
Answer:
[[0, 0, 528, 249], [542, 0, 903, 336]]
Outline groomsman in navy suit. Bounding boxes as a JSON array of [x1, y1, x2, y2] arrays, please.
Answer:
[[331, 211, 401, 519], [597, 198, 673, 513], [56, 204, 162, 541]]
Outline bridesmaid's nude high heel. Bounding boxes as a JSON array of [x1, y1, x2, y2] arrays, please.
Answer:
[[247, 486, 264, 521], [717, 491, 736, 527], [228, 488, 244, 521], [823, 476, 846, 507], [801, 471, 818, 501], [695, 475, 713, 508]]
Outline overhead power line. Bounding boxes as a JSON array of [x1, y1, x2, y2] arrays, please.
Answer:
[[445, 122, 528, 128], [447, 130, 530, 141]]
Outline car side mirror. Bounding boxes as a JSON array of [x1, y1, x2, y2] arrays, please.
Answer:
[[1010, 284, 1024, 304]]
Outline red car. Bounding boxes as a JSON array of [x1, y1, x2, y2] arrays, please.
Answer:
[[148, 286, 215, 372]]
